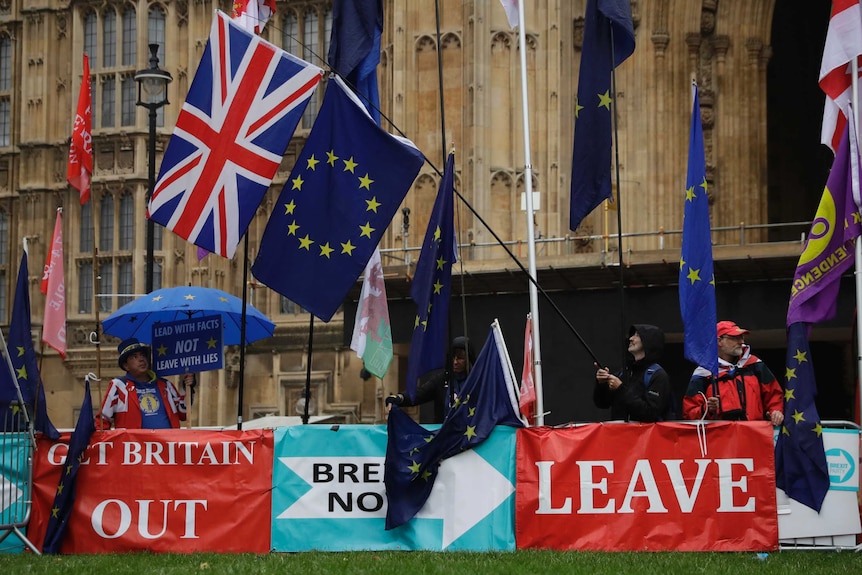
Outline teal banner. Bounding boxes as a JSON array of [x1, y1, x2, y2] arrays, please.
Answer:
[[271, 425, 517, 551]]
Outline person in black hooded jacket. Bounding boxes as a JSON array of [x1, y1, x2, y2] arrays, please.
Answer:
[[385, 336, 476, 423], [593, 324, 673, 422]]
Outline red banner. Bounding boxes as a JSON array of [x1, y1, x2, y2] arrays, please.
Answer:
[[29, 429, 273, 553], [516, 422, 778, 551]]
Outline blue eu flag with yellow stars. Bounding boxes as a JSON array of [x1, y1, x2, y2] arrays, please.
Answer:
[[679, 84, 718, 377], [385, 323, 524, 530], [42, 378, 96, 554], [252, 76, 424, 321], [775, 322, 829, 512], [569, 0, 635, 231], [404, 153, 456, 399], [0, 250, 58, 438]]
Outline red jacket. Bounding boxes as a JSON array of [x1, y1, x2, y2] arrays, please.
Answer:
[[98, 372, 186, 429], [683, 346, 784, 421]]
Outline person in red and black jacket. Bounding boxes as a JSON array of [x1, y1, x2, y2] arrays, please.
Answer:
[[97, 338, 192, 430], [683, 321, 784, 425]]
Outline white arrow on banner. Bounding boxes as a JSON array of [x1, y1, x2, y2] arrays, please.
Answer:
[[277, 450, 514, 548], [1, 473, 23, 515]]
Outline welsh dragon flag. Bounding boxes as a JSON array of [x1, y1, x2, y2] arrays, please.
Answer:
[[350, 248, 392, 378]]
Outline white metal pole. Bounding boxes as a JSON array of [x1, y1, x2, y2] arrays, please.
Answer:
[[851, 58, 862, 426], [516, 1, 545, 425]]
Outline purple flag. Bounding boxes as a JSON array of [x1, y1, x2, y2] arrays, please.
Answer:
[[787, 121, 862, 325]]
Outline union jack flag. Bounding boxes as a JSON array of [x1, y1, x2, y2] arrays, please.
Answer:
[[148, 11, 323, 258]]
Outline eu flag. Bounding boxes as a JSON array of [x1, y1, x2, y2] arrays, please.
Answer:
[[42, 378, 96, 553], [328, 0, 383, 123], [404, 153, 456, 398], [775, 322, 829, 512], [569, 0, 635, 231], [385, 322, 524, 530], [679, 84, 718, 377], [252, 76, 424, 321], [0, 251, 58, 438]]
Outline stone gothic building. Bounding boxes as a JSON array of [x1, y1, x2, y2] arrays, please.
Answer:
[[1, 1, 854, 427]]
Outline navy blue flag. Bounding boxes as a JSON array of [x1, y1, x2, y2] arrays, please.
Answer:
[[404, 153, 456, 398], [385, 323, 524, 530], [42, 378, 96, 554], [328, 0, 383, 123], [0, 251, 58, 438], [679, 84, 718, 377], [251, 76, 424, 321], [570, 0, 635, 231], [775, 322, 830, 512]]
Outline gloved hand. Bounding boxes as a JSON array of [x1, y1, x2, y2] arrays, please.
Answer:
[[385, 393, 404, 406]]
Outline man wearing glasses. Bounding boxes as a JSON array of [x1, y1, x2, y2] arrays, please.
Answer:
[[682, 321, 784, 425]]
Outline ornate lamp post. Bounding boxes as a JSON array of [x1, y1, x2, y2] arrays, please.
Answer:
[[135, 43, 172, 294]]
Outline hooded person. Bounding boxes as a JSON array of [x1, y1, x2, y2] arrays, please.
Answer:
[[386, 336, 476, 424], [594, 324, 674, 422]]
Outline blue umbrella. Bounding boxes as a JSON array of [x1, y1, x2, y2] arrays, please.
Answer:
[[101, 286, 275, 345]]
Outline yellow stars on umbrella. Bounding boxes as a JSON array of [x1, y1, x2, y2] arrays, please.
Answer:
[[152, 295, 163, 301], [359, 222, 375, 238], [319, 242, 334, 259], [306, 154, 319, 170], [184, 294, 196, 300], [284, 200, 296, 215], [340, 240, 355, 255]]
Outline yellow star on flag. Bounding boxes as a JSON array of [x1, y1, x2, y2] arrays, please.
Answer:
[[284, 200, 296, 214], [791, 410, 805, 424], [319, 243, 334, 258], [365, 197, 381, 212], [340, 240, 356, 255], [784, 388, 795, 401], [407, 460, 421, 474], [598, 90, 612, 109], [785, 366, 797, 382], [343, 156, 358, 173], [793, 349, 807, 363], [464, 425, 477, 440], [813, 422, 823, 437], [685, 186, 696, 202], [433, 280, 443, 294], [287, 221, 300, 236], [298, 235, 314, 250], [306, 154, 319, 170], [358, 173, 374, 190], [291, 175, 304, 190], [686, 268, 701, 284], [326, 150, 338, 166], [359, 222, 375, 238], [436, 256, 447, 270]]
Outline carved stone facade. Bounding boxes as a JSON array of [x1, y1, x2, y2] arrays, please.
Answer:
[[0, 1, 835, 427]]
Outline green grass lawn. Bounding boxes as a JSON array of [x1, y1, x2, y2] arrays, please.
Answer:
[[1, 550, 861, 575]]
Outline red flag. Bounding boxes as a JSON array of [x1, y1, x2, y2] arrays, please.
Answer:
[[232, 0, 277, 34], [519, 313, 536, 425], [819, 0, 862, 153], [67, 54, 92, 204], [42, 209, 66, 358]]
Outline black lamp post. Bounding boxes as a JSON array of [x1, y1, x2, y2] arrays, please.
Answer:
[[135, 43, 172, 294]]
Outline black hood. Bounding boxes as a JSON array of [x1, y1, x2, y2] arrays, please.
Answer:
[[629, 324, 664, 365]]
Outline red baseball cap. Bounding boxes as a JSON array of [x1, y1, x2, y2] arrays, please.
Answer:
[[716, 320, 750, 337]]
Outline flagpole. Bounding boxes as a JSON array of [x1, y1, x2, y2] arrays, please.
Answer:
[[851, 58, 862, 424], [609, 24, 627, 371], [515, 0, 545, 425]]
